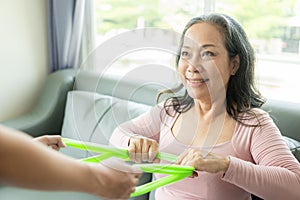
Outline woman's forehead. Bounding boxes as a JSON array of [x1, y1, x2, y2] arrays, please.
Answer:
[[183, 23, 225, 48]]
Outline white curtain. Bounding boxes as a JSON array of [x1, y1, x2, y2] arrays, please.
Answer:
[[47, 0, 94, 72]]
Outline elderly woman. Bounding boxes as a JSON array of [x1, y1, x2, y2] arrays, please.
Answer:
[[110, 13, 300, 200]]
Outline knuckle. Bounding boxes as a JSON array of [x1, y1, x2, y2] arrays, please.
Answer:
[[152, 141, 158, 148], [128, 145, 135, 152]]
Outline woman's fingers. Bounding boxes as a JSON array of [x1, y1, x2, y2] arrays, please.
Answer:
[[148, 142, 158, 162], [176, 149, 230, 173], [175, 149, 191, 165], [128, 141, 137, 162], [128, 136, 158, 163], [142, 139, 150, 162]]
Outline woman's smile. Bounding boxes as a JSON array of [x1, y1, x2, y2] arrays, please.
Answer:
[[186, 77, 209, 87]]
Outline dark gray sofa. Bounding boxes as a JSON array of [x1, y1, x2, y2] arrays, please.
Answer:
[[1, 69, 300, 200]]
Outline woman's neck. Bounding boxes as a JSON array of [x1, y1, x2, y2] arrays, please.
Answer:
[[193, 97, 227, 120]]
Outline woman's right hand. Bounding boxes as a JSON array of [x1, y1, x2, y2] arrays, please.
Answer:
[[128, 135, 159, 163]]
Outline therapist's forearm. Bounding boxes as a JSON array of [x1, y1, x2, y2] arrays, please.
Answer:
[[0, 125, 96, 193]]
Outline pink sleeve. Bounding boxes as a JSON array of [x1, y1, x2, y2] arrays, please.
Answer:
[[223, 113, 300, 200], [109, 104, 163, 148]]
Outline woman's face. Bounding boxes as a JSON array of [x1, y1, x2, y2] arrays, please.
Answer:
[[178, 22, 239, 102]]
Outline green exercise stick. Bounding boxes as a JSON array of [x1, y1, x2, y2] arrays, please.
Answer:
[[62, 137, 195, 197], [131, 173, 190, 197], [130, 164, 194, 197], [62, 138, 129, 160], [134, 163, 195, 174], [62, 137, 178, 162]]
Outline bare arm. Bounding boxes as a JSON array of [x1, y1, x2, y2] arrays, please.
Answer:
[[0, 125, 141, 199]]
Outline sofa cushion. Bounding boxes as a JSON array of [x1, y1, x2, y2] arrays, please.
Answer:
[[60, 91, 150, 159]]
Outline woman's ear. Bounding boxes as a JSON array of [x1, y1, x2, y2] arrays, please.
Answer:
[[231, 54, 240, 75]]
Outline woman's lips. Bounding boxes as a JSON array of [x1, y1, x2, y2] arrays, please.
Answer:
[[186, 78, 209, 87]]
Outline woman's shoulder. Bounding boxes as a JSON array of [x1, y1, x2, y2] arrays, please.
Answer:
[[250, 107, 270, 117], [239, 107, 269, 117], [237, 108, 272, 126]]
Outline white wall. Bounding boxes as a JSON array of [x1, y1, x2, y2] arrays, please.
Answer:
[[0, 0, 48, 121]]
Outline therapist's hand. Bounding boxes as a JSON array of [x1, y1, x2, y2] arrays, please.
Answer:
[[89, 159, 141, 199], [34, 135, 66, 151]]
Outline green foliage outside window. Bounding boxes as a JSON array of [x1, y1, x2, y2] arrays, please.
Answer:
[[217, 0, 298, 39], [94, 0, 202, 34], [95, 0, 299, 42]]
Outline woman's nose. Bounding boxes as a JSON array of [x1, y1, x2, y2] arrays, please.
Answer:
[[187, 65, 198, 73], [187, 63, 203, 73]]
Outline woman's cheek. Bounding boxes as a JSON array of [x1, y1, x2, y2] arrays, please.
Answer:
[[177, 66, 186, 84], [177, 59, 187, 75]]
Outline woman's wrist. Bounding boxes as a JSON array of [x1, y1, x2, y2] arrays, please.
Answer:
[[222, 156, 231, 173]]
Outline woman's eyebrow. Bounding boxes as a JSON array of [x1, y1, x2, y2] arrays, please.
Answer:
[[182, 45, 191, 49], [182, 44, 217, 49], [201, 44, 216, 49]]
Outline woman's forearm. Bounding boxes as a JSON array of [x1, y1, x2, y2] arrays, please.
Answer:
[[222, 156, 300, 200]]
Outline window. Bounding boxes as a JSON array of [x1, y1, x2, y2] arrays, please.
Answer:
[[92, 0, 300, 103], [216, 0, 300, 103], [94, 0, 203, 41], [92, 0, 203, 87]]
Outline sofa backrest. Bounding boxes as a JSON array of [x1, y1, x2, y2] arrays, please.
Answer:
[[74, 70, 173, 106], [262, 99, 300, 141]]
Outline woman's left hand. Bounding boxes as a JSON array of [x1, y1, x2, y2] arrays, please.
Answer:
[[33, 135, 66, 151], [175, 149, 230, 176]]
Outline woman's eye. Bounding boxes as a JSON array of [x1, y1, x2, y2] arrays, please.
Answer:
[[201, 51, 214, 58], [181, 51, 189, 57]]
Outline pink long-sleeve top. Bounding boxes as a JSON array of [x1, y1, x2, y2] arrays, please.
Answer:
[[109, 103, 300, 200]]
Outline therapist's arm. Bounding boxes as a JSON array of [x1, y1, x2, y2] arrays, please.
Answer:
[[0, 125, 141, 199]]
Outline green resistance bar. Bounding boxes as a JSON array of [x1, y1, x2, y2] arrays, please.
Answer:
[[135, 163, 195, 174], [130, 164, 194, 197], [131, 173, 191, 197], [62, 138, 129, 160], [62, 137, 178, 162], [62, 137, 194, 197]]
